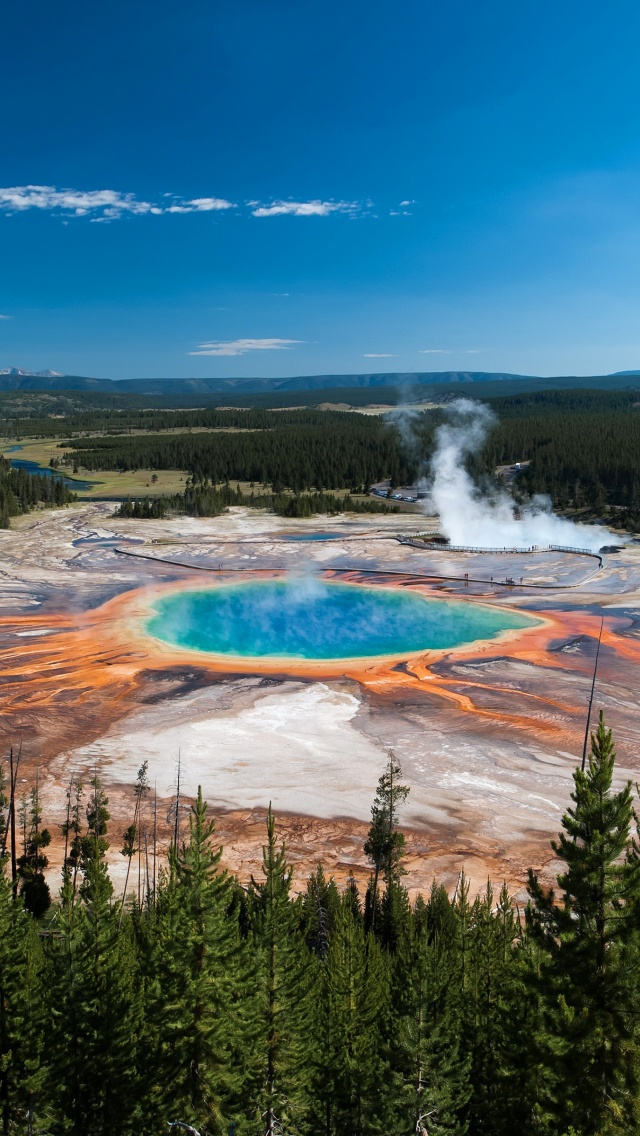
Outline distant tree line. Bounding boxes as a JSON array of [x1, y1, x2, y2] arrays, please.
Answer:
[[60, 414, 415, 492], [4, 407, 391, 438], [8, 387, 640, 527], [1, 716, 640, 1133], [0, 457, 75, 528], [80, 392, 640, 528], [115, 481, 400, 520]]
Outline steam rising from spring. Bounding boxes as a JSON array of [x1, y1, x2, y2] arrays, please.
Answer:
[[286, 558, 328, 600], [423, 399, 611, 553]]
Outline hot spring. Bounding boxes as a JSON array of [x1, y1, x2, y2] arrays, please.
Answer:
[[145, 579, 536, 661]]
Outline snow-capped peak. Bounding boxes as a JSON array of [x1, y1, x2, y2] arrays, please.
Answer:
[[0, 366, 65, 377]]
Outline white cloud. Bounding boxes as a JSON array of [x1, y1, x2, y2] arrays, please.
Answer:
[[251, 199, 359, 217], [166, 197, 234, 214], [189, 338, 302, 357], [0, 186, 367, 223], [185, 197, 234, 212], [363, 353, 397, 358], [0, 185, 235, 220], [0, 314, 12, 320], [419, 348, 481, 356], [390, 199, 415, 215]]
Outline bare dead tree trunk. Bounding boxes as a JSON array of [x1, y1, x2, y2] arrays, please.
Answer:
[[9, 746, 19, 898], [119, 762, 149, 925], [119, 792, 141, 930], [173, 749, 182, 852], [153, 781, 157, 906], [62, 776, 73, 871], [71, 780, 83, 904], [0, 753, 11, 860], [144, 827, 150, 908]]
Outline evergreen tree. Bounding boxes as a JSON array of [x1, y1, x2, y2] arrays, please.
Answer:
[[46, 776, 142, 1136], [465, 883, 528, 1136], [311, 889, 392, 1135], [300, 864, 341, 958], [248, 806, 313, 1135], [16, 776, 51, 918], [145, 787, 249, 1134], [400, 885, 471, 1136], [527, 712, 640, 1134], [364, 754, 409, 935], [60, 777, 84, 902], [0, 858, 48, 1135]]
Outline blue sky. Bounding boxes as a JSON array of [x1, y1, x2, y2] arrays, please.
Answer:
[[2, 0, 640, 379]]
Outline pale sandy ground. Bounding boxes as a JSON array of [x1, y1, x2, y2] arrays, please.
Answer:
[[52, 682, 384, 819], [2, 501, 640, 899]]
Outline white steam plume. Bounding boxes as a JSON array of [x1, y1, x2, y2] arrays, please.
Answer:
[[423, 399, 611, 553], [285, 559, 328, 600]]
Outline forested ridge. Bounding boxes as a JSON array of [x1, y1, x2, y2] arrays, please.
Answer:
[[0, 457, 75, 528], [2, 716, 640, 1135], [0, 388, 403, 426], [3, 378, 640, 429]]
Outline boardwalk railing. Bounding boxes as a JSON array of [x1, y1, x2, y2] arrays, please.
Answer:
[[397, 536, 604, 566]]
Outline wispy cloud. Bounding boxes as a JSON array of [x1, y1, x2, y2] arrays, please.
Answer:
[[189, 337, 302, 357], [419, 348, 482, 356], [250, 199, 360, 218], [0, 186, 368, 223], [0, 185, 236, 221], [163, 197, 235, 215], [420, 347, 481, 356], [390, 198, 415, 216], [363, 353, 397, 358], [0, 314, 12, 320]]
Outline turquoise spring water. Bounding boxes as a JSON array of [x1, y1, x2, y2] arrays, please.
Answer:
[[146, 579, 536, 661]]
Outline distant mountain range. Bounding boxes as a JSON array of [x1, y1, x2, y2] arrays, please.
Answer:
[[0, 366, 65, 380], [2, 367, 640, 394]]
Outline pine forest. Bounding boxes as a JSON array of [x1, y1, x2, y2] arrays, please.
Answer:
[[1, 715, 639, 1135], [29, 390, 640, 529]]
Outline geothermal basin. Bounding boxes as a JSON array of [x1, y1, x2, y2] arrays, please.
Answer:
[[4, 502, 640, 899], [145, 578, 536, 662]]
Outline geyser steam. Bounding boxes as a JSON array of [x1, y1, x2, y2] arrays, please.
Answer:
[[424, 399, 610, 553]]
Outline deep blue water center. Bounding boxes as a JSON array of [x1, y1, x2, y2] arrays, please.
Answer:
[[283, 533, 345, 542], [146, 580, 535, 661]]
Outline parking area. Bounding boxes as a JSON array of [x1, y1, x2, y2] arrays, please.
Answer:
[[369, 478, 427, 503]]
